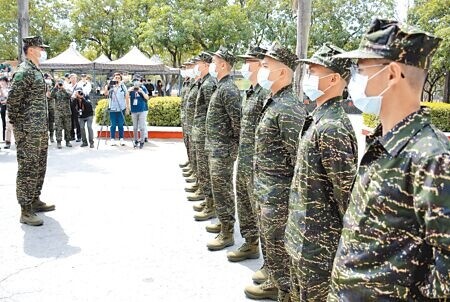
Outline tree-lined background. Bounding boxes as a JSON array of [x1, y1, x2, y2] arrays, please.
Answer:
[[0, 0, 448, 102]]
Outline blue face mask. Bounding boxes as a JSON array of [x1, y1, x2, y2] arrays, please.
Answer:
[[209, 63, 218, 78], [348, 66, 390, 116], [302, 74, 333, 101]]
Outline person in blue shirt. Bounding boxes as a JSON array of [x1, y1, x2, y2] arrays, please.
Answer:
[[128, 77, 150, 148]]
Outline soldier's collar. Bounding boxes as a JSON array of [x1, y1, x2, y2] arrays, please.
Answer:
[[218, 74, 231, 84], [376, 107, 431, 157], [270, 84, 293, 99], [311, 96, 342, 123]]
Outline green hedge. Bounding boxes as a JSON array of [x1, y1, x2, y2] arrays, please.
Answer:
[[362, 102, 450, 132], [147, 97, 181, 127], [95, 97, 181, 127]]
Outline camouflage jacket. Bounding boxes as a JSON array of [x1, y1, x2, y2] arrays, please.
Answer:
[[192, 74, 217, 143], [7, 59, 48, 132], [205, 74, 241, 157], [180, 78, 193, 128], [328, 107, 450, 301], [184, 78, 201, 135], [254, 84, 306, 179], [50, 87, 72, 117], [284, 97, 357, 283], [237, 84, 269, 175]]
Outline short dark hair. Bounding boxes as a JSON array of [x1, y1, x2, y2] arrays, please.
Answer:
[[23, 45, 30, 54]]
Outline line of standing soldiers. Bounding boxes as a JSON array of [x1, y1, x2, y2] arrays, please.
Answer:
[[178, 18, 449, 302]]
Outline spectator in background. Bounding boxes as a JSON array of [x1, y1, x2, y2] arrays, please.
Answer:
[[0, 76, 12, 149], [143, 78, 155, 96], [106, 73, 130, 146], [76, 73, 92, 96], [66, 73, 81, 142], [128, 77, 149, 149], [73, 87, 94, 148], [51, 80, 73, 149], [156, 79, 165, 96]]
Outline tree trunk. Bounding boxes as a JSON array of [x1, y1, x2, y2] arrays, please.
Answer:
[[444, 70, 449, 103], [17, 0, 29, 63], [294, 0, 312, 99]]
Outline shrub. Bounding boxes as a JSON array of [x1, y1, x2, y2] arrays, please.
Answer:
[[147, 97, 181, 127], [362, 102, 450, 132]]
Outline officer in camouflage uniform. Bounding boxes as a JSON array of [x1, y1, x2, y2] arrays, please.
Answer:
[[328, 19, 450, 301], [179, 64, 191, 169], [7, 36, 55, 226], [205, 46, 241, 251], [227, 45, 269, 263], [180, 61, 195, 172], [244, 42, 307, 302], [284, 43, 358, 302], [191, 52, 218, 221], [51, 79, 73, 149]]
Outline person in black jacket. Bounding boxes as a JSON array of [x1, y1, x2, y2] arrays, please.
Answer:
[[73, 87, 94, 148]]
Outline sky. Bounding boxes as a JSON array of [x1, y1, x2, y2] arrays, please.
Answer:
[[396, 0, 413, 22]]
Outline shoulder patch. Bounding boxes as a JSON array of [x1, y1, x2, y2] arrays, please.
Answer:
[[13, 71, 24, 82]]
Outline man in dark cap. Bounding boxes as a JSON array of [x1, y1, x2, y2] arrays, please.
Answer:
[[50, 79, 73, 149], [328, 19, 449, 301], [205, 46, 241, 251], [179, 62, 193, 169], [284, 42, 358, 301], [244, 42, 307, 301], [7, 36, 54, 226], [191, 52, 218, 221], [226, 46, 268, 265]]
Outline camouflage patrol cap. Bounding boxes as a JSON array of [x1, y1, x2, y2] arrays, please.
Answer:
[[23, 36, 49, 48], [300, 42, 352, 80], [197, 52, 213, 63], [213, 46, 236, 66], [264, 42, 299, 71], [238, 45, 268, 60], [334, 18, 442, 69]]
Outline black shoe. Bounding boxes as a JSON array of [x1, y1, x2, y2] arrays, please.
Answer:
[[4, 142, 11, 149], [76, 139, 81, 142], [90, 143, 94, 148], [144, 138, 148, 143], [139, 142, 144, 149], [80, 143, 88, 147]]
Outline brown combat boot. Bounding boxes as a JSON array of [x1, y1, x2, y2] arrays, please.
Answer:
[[205, 222, 221, 233], [193, 201, 206, 212], [185, 176, 196, 183], [179, 161, 189, 168], [20, 204, 44, 226], [187, 189, 205, 201], [252, 265, 268, 284], [244, 279, 278, 301], [185, 184, 199, 193], [182, 170, 193, 177], [227, 238, 260, 262], [194, 206, 216, 221], [32, 199, 55, 212], [207, 223, 234, 251]]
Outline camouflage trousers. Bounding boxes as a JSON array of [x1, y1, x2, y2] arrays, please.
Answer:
[[13, 129, 48, 206], [48, 108, 55, 138], [194, 140, 212, 199], [55, 113, 72, 142], [236, 158, 259, 240], [188, 135, 198, 177], [209, 155, 236, 225], [289, 257, 331, 302], [254, 174, 291, 294]]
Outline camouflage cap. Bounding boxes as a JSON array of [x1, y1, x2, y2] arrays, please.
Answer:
[[334, 18, 442, 69], [238, 45, 268, 60], [300, 42, 352, 80], [213, 46, 236, 66], [23, 36, 49, 48], [265, 42, 299, 71], [197, 51, 213, 63]]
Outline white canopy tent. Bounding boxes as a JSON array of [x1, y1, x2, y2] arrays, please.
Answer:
[[40, 42, 92, 71], [92, 54, 111, 64]]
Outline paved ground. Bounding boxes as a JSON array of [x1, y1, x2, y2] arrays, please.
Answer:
[[0, 115, 365, 302]]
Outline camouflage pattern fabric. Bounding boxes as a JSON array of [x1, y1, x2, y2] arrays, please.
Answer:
[[206, 74, 241, 225], [192, 74, 217, 200], [265, 42, 299, 71], [284, 97, 358, 301], [185, 79, 201, 176], [180, 78, 194, 162], [253, 84, 307, 295], [51, 87, 72, 142], [236, 84, 268, 241], [328, 107, 450, 301], [7, 59, 48, 206]]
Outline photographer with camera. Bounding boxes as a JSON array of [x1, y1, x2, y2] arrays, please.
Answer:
[[128, 77, 149, 149], [51, 80, 72, 149], [73, 87, 94, 148], [105, 72, 130, 146]]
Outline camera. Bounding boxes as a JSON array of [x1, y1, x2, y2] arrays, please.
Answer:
[[78, 109, 83, 117], [109, 80, 117, 86]]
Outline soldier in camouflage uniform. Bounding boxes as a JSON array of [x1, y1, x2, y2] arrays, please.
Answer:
[[328, 19, 450, 301], [7, 36, 55, 226], [190, 52, 218, 221], [227, 46, 269, 263], [179, 61, 195, 172], [284, 43, 358, 302], [178, 64, 191, 169], [244, 42, 307, 302], [44, 74, 55, 143], [205, 46, 241, 251], [51, 80, 73, 149]]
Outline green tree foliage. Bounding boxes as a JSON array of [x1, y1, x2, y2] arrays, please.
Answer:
[[409, 0, 450, 102]]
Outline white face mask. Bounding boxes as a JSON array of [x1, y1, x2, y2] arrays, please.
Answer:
[[240, 63, 251, 80], [209, 63, 218, 78], [185, 68, 193, 78], [302, 73, 334, 101], [257, 67, 274, 90], [348, 66, 390, 116], [39, 50, 47, 63], [180, 70, 186, 78], [193, 65, 201, 77]]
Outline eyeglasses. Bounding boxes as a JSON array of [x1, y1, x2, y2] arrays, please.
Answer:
[[350, 63, 405, 78]]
